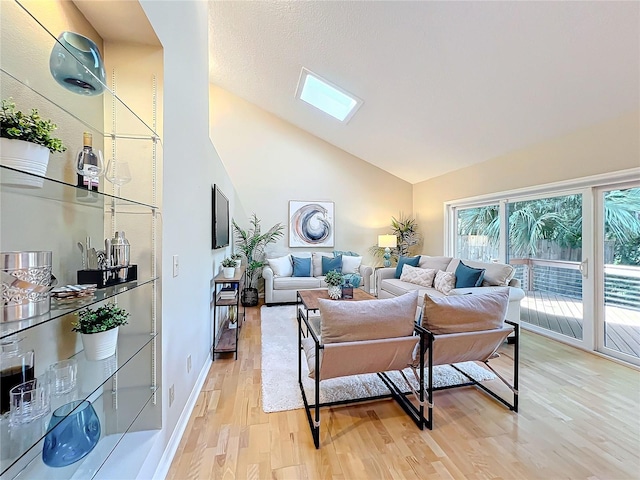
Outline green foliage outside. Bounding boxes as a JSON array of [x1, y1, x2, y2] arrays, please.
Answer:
[[72, 303, 129, 334], [0, 98, 66, 153]]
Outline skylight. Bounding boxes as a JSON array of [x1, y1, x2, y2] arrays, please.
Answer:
[[295, 68, 363, 123]]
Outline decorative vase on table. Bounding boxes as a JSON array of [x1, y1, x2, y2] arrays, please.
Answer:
[[42, 399, 101, 467], [81, 327, 119, 361], [327, 285, 342, 300]]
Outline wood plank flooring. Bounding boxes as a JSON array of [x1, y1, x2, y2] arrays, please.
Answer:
[[167, 303, 640, 480]]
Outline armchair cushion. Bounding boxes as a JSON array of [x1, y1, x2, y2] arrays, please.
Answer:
[[422, 288, 509, 334], [319, 290, 418, 343]]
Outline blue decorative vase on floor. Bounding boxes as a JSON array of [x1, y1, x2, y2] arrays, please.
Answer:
[[49, 31, 106, 96], [42, 400, 101, 467]]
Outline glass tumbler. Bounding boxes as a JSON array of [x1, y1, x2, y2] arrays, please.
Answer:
[[47, 359, 78, 395], [9, 378, 50, 425]]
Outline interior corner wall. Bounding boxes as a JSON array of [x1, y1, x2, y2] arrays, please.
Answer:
[[413, 110, 640, 255], [208, 85, 413, 265]]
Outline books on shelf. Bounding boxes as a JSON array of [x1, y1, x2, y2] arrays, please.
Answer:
[[219, 286, 237, 300]]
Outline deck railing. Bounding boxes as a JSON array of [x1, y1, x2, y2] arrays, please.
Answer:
[[510, 258, 640, 312]]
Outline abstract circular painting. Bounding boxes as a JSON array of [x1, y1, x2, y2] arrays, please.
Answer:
[[289, 201, 334, 247]]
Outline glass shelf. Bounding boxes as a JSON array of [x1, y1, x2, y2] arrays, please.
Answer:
[[0, 279, 157, 339], [0, 335, 156, 477], [0, 166, 158, 211]]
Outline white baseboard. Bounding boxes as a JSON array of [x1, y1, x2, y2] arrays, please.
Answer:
[[152, 358, 212, 479]]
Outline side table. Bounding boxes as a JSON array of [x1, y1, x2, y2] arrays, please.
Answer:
[[212, 266, 246, 360]]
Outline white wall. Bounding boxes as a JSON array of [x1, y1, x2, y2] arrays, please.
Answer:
[[209, 85, 413, 265], [413, 110, 640, 255], [140, 1, 239, 477]]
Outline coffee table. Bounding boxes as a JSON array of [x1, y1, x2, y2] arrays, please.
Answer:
[[297, 288, 376, 338]]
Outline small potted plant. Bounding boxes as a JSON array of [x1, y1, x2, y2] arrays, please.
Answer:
[[324, 270, 343, 300], [221, 257, 236, 279], [230, 253, 242, 268], [72, 303, 129, 361], [1, 98, 66, 187]]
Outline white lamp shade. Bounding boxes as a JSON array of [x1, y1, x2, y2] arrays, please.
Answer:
[[378, 234, 397, 248]]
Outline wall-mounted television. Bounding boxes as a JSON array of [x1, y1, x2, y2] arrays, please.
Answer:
[[212, 184, 230, 249]]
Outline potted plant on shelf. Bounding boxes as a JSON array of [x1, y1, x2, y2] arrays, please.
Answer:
[[0, 98, 67, 187], [230, 253, 242, 268], [233, 213, 284, 307], [221, 257, 236, 279], [72, 303, 129, 361], [325, 270, 344, 300]]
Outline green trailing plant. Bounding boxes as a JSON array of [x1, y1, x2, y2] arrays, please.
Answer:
[[369, 214, 422, 264], [0, 98, 66, 153], [72, 303, 129, 334], [221, 257, 236, 268], [324, 270, 343, 287], [232, 214, 285, 288]]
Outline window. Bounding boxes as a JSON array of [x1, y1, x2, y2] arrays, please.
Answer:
[[295, 68, 362, 122]]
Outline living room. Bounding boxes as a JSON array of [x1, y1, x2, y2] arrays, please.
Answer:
[[1, 1, 638, 479]]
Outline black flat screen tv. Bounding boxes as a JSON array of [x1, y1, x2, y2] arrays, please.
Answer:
[[212, 184, 230, 249]]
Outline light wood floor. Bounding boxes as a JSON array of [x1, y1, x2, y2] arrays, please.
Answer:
[[167, 304, 640, 480]]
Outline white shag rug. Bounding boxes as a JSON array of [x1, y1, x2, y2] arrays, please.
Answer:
[[261, 305, 497, 413]]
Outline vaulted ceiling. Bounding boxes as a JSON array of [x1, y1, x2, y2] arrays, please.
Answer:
[[208, 1, 639, 184]]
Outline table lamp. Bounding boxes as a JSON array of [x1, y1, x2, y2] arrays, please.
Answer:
[[378, 234, 397, 267]]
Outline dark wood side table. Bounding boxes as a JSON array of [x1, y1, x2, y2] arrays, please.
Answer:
[[212, 266, 245, 360]]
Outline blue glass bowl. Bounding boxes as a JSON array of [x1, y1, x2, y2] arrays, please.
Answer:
[[42, 400, 101, 468], [49, 31, 105, 96]]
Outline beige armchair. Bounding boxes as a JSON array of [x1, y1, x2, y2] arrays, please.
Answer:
[[298, 291, 427, 448]]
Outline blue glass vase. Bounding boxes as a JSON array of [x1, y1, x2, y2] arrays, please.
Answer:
[[49, 32, 106, 96], [42, 400, 101, 468]]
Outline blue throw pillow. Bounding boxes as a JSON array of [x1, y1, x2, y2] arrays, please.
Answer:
[[395, 256, 421, 279], [455, 261, 486, 288], [292, 256, 311, 277], [322, 255, 342, 275]]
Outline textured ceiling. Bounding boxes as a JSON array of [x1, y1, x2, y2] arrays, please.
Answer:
[[208, 1, 639, 184]]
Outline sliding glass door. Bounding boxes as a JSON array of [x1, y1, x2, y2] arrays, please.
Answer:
[[597, 185, 640, 364]]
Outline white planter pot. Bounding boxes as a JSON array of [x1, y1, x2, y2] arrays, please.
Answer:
[[223, 267, 235, 279], [81, 327, 119, 361], [327, 285, 342, 300], [0, 138, 50, 188]]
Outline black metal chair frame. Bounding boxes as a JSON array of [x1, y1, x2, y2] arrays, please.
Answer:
[[422, 319, 520, 430], [297, 307, 428, 449]]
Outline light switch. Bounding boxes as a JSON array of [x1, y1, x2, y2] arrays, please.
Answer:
[[173, 255, 179, 277]]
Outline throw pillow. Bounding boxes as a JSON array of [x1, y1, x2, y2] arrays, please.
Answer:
[[394, 255, 421, 279], [434, 270, 456, 295], [312, 252, 333, 277], [422, 288, 509, 334], [266, 254, 293, 277], [400, 265, 436, 288], [341, 255, 362, 274], [292, 256, 312, 277], [321, 255, 342, 274], [319, 290, 419, 343], [455, 261, 486, 288]]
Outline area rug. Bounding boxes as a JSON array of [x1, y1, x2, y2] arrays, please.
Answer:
[[261, 305, 497, 413]]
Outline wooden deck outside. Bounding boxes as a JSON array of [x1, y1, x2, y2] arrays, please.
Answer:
[[521, 290, 640, 357]]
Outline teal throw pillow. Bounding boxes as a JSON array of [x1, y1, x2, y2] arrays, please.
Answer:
[[395, 256, 421, 279], [322, 255, 342, 275], [455, 261, 486, 288], [292, 256, 312, 277]]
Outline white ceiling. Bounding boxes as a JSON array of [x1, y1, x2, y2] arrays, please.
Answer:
[[208, 1, 640, 184]]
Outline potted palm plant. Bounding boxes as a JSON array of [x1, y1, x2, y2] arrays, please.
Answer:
[[72, 303, 129, 361], [325, 270, 343, 300], [0, 98, 66, 187], [232, 214, 284, 306]]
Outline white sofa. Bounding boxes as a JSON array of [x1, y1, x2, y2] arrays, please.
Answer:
[[263, 251, 373, 305], [376, 256, 525, 324]]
